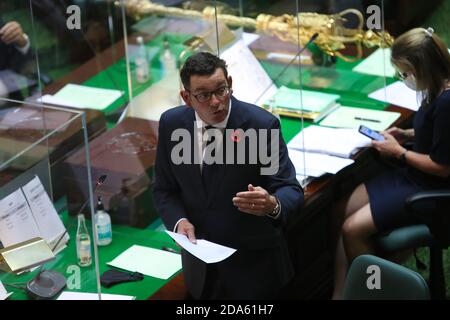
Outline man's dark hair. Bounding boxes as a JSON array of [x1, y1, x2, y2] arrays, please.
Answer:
[[180, 52, 228, 90]]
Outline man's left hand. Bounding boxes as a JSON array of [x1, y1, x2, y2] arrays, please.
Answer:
[[232, 184, 277, 216]]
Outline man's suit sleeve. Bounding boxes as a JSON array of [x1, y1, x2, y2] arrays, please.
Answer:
[[153, 114, 188, 231], [266, 117, 304, 226]]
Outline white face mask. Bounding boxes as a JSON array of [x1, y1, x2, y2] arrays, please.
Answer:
[[403, 74, 418, 91]]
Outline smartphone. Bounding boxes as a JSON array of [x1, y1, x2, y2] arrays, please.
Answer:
[[358, 125, 385, 141]]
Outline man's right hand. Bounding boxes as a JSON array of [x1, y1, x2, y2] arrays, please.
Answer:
[[176, 219, 197, 244]]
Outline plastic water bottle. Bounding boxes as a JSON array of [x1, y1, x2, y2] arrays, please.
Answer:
[[160, 36, 177, 78], [76, 214, 92, 267], [95, 196, 112, 246], [135, 36, 150, 83]]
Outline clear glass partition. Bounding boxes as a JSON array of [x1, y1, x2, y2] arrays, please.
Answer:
[[0, 102, 99, 300]]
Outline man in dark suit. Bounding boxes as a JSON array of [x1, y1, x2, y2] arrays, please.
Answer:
[[153, 52, 303, 299], [0, 18, 32, 103]]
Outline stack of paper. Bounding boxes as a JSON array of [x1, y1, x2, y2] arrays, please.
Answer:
[[288, 148, 355, 177], [287, 125, 371, 158], [264, 86, 340, 122]]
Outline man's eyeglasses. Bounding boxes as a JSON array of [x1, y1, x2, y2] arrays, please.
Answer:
[[395, 71, 409, 80], [188, 86, 230, 103]]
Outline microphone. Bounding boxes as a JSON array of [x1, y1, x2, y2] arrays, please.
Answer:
[[26, 229, 70, 299], [25, 175, 107, 299], [254, 33, 319, 105], [76, 174, 107, 216]]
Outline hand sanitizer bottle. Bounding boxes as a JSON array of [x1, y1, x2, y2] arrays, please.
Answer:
[[76, 214, 92, 267], [95, 196, 112, 246], [160, 36, 177, 78], [135, 36, 150, 83]]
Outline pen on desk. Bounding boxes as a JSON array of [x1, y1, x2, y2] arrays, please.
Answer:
[[354, 117, 381, 123], [162, 246, 179, 254]]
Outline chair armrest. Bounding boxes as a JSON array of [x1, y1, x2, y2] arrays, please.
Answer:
[[405, 190, 450, 247], [405, 190, 450, 212]]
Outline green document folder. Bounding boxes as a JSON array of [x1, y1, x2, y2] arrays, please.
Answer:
[[319, 106, 401, 131]]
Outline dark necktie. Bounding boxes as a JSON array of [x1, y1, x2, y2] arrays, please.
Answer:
[[202, 125, 218, 191]]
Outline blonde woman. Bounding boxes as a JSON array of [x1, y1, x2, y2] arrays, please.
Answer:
[[333, 27, 450, 299]]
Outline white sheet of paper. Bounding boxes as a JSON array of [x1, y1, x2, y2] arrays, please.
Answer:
[[57, 291, 135, 300], [287, 125, 371, 158], [220, 39, 277, 106], [368, 81, 421, 111], [0, 281, 13, 300], [288, 148, 354, 176], [241, 32, 260, 46], [22, 176, 68, 248], [352, 48, 396, 77], [40, 84, 123, 110], [107, 245, 181, 280], [0, 189, 41, 247], [166, 231, 236, 264]]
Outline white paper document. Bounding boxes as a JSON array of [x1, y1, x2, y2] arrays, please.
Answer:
[[0, 176, 68, 248], [57, 291, 135, 300], [0, 281, 13, 300], [288, 148, 354, 176], [352, 48, 396, 77], [39, 84, 123, 110], [220, 39, 277, 106], [0, 188, 41, 247], [241, 32, 260, 46], [22, 176, 69, 248], [108, 245, 181, 280], [287, 125, 371, 158], [368, 81, 421, 111], [166, 231, 236, 264]]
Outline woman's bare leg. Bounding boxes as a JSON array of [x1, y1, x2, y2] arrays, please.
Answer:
[[332, 184, 370, 299]]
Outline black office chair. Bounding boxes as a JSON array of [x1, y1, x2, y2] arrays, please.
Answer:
[[375, 190, 450, 299], [343, 254, 430, 300]]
